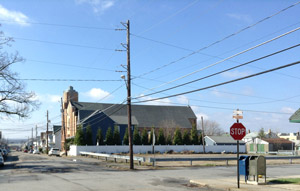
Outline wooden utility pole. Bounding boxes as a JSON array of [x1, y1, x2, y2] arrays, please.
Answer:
[[46, 110, 49, 154], [31, 127, 33, 150], [126, 20, 133, 170], [118, 20, 133, 169], [61, 98, 67, 156], [36, 125, 37, 150]]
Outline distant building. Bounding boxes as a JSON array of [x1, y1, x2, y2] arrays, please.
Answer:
[[278, 132, 300, 142], [61, 86, 197, 149], [289, 108, 300, 123], [247, 138, 293, 153], [53, 125, 61, 149]]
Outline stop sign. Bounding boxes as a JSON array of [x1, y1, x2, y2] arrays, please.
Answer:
[[230, 123, 246, 140]]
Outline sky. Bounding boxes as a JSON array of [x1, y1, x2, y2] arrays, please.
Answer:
[[0, 0, 299, 139]]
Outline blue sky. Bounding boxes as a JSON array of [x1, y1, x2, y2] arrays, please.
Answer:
[[0, 0, 299, 139]]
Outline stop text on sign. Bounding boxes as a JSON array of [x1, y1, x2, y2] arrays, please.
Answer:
[[230, 128, 245, 135]]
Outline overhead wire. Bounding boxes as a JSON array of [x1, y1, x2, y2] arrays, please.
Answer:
[[17, 78, 122, 82], [134, 26, 300, 95], [0, 20, 116, 30], [133, 61, 300, 103], [9, 37, 116, 51], [133, 1, 300, 79], [26, 59, 117, 72], [133, 43, 300, 99], [132, 82, 300, 106], [146, 100, 294, 115], [137, 0, 200, 35]]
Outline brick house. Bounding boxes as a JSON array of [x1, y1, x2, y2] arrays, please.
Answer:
[[61, 86, 197, 148]]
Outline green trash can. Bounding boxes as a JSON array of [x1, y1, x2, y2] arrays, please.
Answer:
[[249, 155, 266, 183]]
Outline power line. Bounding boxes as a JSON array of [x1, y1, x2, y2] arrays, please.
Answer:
[[17, 79, 122, 82], [137, 0, 200, 35], [144, 21, 300, 82], [134, 43, 300, 99], [0, 19, 115, 30], [132, 82, 300, 105], [144, 100, 294, 115], [133, 1, 300, 79], [133, 61, 300, 103], [135, 26, 300, 95], [27, 59, 117, 72], [9, 37, 116, 51]]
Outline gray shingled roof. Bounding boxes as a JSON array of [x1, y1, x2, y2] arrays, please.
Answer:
[[72, 102, 196, 128], [53, 125, 61, 134], [290, 108, 300, 123]]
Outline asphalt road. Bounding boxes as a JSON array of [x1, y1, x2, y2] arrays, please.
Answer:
[[0, 151, 299, 191]]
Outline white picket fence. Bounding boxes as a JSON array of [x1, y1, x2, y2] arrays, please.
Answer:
[[69, 144, 246, 156]]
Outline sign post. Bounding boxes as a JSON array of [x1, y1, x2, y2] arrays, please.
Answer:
[[231, 109, 245, 189]]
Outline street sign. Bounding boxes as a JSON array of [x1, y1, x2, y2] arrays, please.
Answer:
[[230, 123, 246, 140]]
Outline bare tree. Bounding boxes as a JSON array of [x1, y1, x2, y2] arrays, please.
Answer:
[[0, 30, 38, 118], [199, 120, 224, 136]]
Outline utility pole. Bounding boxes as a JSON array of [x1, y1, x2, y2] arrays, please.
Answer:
[[117, 20, 133, 169], [46, 110, 49, 154], [61, 97, 67, 156], [126, 20, 133, 170], [31, 127, 33, 150], [36, 125, 38, 150], [201, 116, 205, 154]]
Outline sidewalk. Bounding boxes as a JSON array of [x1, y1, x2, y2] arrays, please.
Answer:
[[190, 176, 300, 191]]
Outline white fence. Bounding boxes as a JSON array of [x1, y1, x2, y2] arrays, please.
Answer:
[[69, 145, 246, 156]]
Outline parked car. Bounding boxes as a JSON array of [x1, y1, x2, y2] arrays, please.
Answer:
[[0, 155, 4, 167], [23, 149, 28, 153], [0, 148, 4, 157], [33, 150, 40, 154], [48, 148, 60, 156], [2, 149, 8, 157]]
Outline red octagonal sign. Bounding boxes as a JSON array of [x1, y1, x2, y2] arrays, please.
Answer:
[[230, 123, 246, 140]]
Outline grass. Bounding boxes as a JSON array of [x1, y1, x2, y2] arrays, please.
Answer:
[[269, 178, 300, 185]]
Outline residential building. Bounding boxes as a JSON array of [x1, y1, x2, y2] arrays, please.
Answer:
[[278, 132, 300, 142], [247, 138, 293, 153], [61, 86, 197, 149], [40, 131, 54, 150], [290, 108, 300, 123], [53, 125, 61, 150]]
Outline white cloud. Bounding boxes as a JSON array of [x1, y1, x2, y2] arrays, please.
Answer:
[[49, 95, 61, 103], [35, 94, 61, 103], [0, 4, 30, 26], [84, 88, 111, 100], [221, 70, 250, 78], [191, 105, 209, 125], [176, 95, 189, 105], [75, 0, 115, 14], [281, 107, 296, 114], [227, 13, 253, 24]]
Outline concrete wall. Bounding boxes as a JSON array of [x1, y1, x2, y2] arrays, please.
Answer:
[[69, 145, 246, 156]]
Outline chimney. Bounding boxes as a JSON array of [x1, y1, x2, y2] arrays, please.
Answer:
[[63, 86, 78, 109], [248, 129, 251, 134], [268, 129, 271, 134]]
